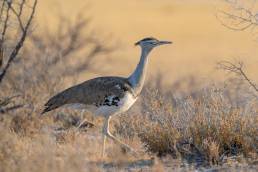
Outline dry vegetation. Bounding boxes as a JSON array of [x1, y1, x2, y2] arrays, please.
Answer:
[[0, 0, 257, 171], [115, 78, 258, 167]]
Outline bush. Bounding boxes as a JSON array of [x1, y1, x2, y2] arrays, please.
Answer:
[[115, 79, 258, 165]]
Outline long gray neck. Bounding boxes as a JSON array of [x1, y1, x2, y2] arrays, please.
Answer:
[[128, 47, 152, 96]]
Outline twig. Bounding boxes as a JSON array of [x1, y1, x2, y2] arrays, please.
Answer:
[[9, 5, 25, 32], [0, 0, 6, 19], [0, 0, 37, 83], [217, 61, 258, 93], [0, 94, 21, 106], [1, 1, 11, 41], [18, 0, 25, 17], [0, 104, 24, 114], [216, 10, 257, 31]]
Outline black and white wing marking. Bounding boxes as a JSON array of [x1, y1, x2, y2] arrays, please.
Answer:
[[101, 95, 120, 107]]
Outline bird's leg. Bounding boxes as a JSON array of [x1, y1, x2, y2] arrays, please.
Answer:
[[102, 120, 108, 157], [102, 135, 107, 157], [103, 116, 136, 155]]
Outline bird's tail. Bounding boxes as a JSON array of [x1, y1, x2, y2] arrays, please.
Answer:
[[41, 93, 67, 115], [41, 106, 53, 115]]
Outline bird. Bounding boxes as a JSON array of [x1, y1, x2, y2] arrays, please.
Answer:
[[42, 37, 172, 156]]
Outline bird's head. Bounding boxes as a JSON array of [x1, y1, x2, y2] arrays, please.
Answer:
[[135, 37, 172, 50]]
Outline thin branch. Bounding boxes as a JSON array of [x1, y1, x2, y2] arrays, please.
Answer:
[[0, 94, 21, 107], [18, 0, 25, 17], [0, 0, 5, 18], [0, 104, 24, 114], [216, 10, 257, 31], [0, 0, 37, 83], [217, 61, 258, 93], [1, 1, 10, 41], [9, 5, 25, 32]]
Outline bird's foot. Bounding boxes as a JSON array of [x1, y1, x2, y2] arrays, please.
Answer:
[[76, 119, 94, 131]]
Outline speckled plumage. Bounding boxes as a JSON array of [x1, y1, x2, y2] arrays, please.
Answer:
[[42, 77, 136, 115]]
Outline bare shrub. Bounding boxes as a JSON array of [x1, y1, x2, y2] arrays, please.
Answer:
[[0, 8, 117, 172], [0, 8, 115, 170], [0, 0, 37, 82], [217, 61, 258, 94], [0, 10, 114, 132], [0, 0, 37, 114], [217, 1, 258, 32]]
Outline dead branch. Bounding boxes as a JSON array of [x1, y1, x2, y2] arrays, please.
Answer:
[[28, 13, 114, 77], [0, 7, 115, 115], [217, 61, 258, 93], [216, 8, 258, 31], [0, 104, 23, 114], [216, 0, 258, 35], [0, 94, 22, 114], [0, 94, 20, 107], [0, 0, 37, 83]]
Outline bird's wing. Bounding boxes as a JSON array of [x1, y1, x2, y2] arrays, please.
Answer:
[[42, 77, 134, 114]]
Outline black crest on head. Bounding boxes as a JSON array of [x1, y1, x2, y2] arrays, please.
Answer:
[[135, 37, 158, 45], [141, 37, 158, 42]]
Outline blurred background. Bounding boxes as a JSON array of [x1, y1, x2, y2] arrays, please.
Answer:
[[36, 0, 258, 85]]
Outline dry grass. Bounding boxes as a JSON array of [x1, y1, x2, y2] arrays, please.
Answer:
[[0, 3, 257, 171], [1, 44, 257, 170], [1, 67, 258, 171], [115, 79, 258, 168]]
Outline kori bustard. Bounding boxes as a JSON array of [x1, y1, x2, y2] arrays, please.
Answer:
[[42, 37, 172, 156]]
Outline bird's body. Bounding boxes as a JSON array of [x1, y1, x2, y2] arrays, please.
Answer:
[[42, 37, 172, 157], [43, 76, 137, 117]]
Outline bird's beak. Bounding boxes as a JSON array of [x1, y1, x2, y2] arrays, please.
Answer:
[[158, 41, 172, 45], [134, 41, 140, 46]]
